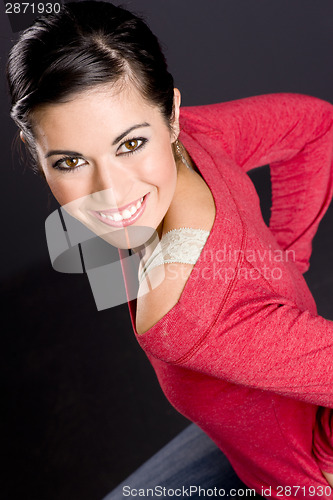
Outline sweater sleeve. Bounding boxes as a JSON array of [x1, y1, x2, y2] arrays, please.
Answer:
[[189, 93, 333, 273], [176, 287, 333, 407]]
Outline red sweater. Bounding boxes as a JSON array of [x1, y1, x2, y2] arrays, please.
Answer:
[[123, 94, 333, 498]]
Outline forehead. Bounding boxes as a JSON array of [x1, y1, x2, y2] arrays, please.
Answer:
[[32, 83, 161, 144]]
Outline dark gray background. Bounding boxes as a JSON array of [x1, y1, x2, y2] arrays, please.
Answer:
[[2, 1, 333, 499], [2, 0, 333, 280]]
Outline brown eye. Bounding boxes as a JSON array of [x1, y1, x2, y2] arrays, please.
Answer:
[[53, 156, 86, 172], [117, 138, 147, 156], [65, 157, 79, 168], [124, 140, 139, 151]]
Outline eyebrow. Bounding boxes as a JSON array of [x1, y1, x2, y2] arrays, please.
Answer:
[[112, 122, 150, 145], [45, 122, 151, 158], [45, 149, 82, 159]]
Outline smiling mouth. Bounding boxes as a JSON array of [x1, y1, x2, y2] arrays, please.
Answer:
[[90, 193, 149, 227]]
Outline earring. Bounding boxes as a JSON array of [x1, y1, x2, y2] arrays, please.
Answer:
[[175, 139, 193, 171]]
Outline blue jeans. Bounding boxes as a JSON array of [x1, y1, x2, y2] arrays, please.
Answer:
[[102, 424, 264, 499]]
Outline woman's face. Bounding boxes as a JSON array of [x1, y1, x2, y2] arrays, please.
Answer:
[[32, 83, 181, 247]]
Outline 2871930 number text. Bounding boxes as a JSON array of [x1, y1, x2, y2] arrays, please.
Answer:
[[5, 3, 61, 14]]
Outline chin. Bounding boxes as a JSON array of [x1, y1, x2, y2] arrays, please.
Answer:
[[98, 225, 158, 250]]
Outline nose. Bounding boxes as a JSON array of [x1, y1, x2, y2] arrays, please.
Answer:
[[90, 160, 135, 208]]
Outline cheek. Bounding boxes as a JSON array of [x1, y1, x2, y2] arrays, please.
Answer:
[[44, 175, 80, 207], [141, 141, 177, 189], [159, 150, 178, 192], [43, 175, 62, 203], [38, 157, 69, 205], [43, 163, 93, 207], [44, 175, 64, 205]]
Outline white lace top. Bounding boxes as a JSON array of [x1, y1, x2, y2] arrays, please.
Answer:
[[138, 227, 210, 285]]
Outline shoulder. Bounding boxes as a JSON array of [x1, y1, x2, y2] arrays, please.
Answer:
[[180, 93, 333, 126]]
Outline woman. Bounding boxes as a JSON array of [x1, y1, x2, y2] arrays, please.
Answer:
[[6, 1, 333, 498]]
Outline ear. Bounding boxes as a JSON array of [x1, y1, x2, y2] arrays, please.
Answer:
[[19, 131, 26, 143], [171, 88, 181, 141]]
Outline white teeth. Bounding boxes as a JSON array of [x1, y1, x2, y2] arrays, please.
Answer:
[[113, 212, 123, 222], [122, 209, 132, 220], [99, 195, 145, 222]]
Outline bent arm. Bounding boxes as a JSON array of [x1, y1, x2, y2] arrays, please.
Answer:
[[178, 292, 333, 407], [184, 93, 333, 273]]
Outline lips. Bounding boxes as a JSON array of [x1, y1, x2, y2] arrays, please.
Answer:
[[90, 193, 149, 228]]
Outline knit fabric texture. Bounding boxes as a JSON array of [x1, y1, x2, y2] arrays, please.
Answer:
[[121, 94, 333, 498]]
